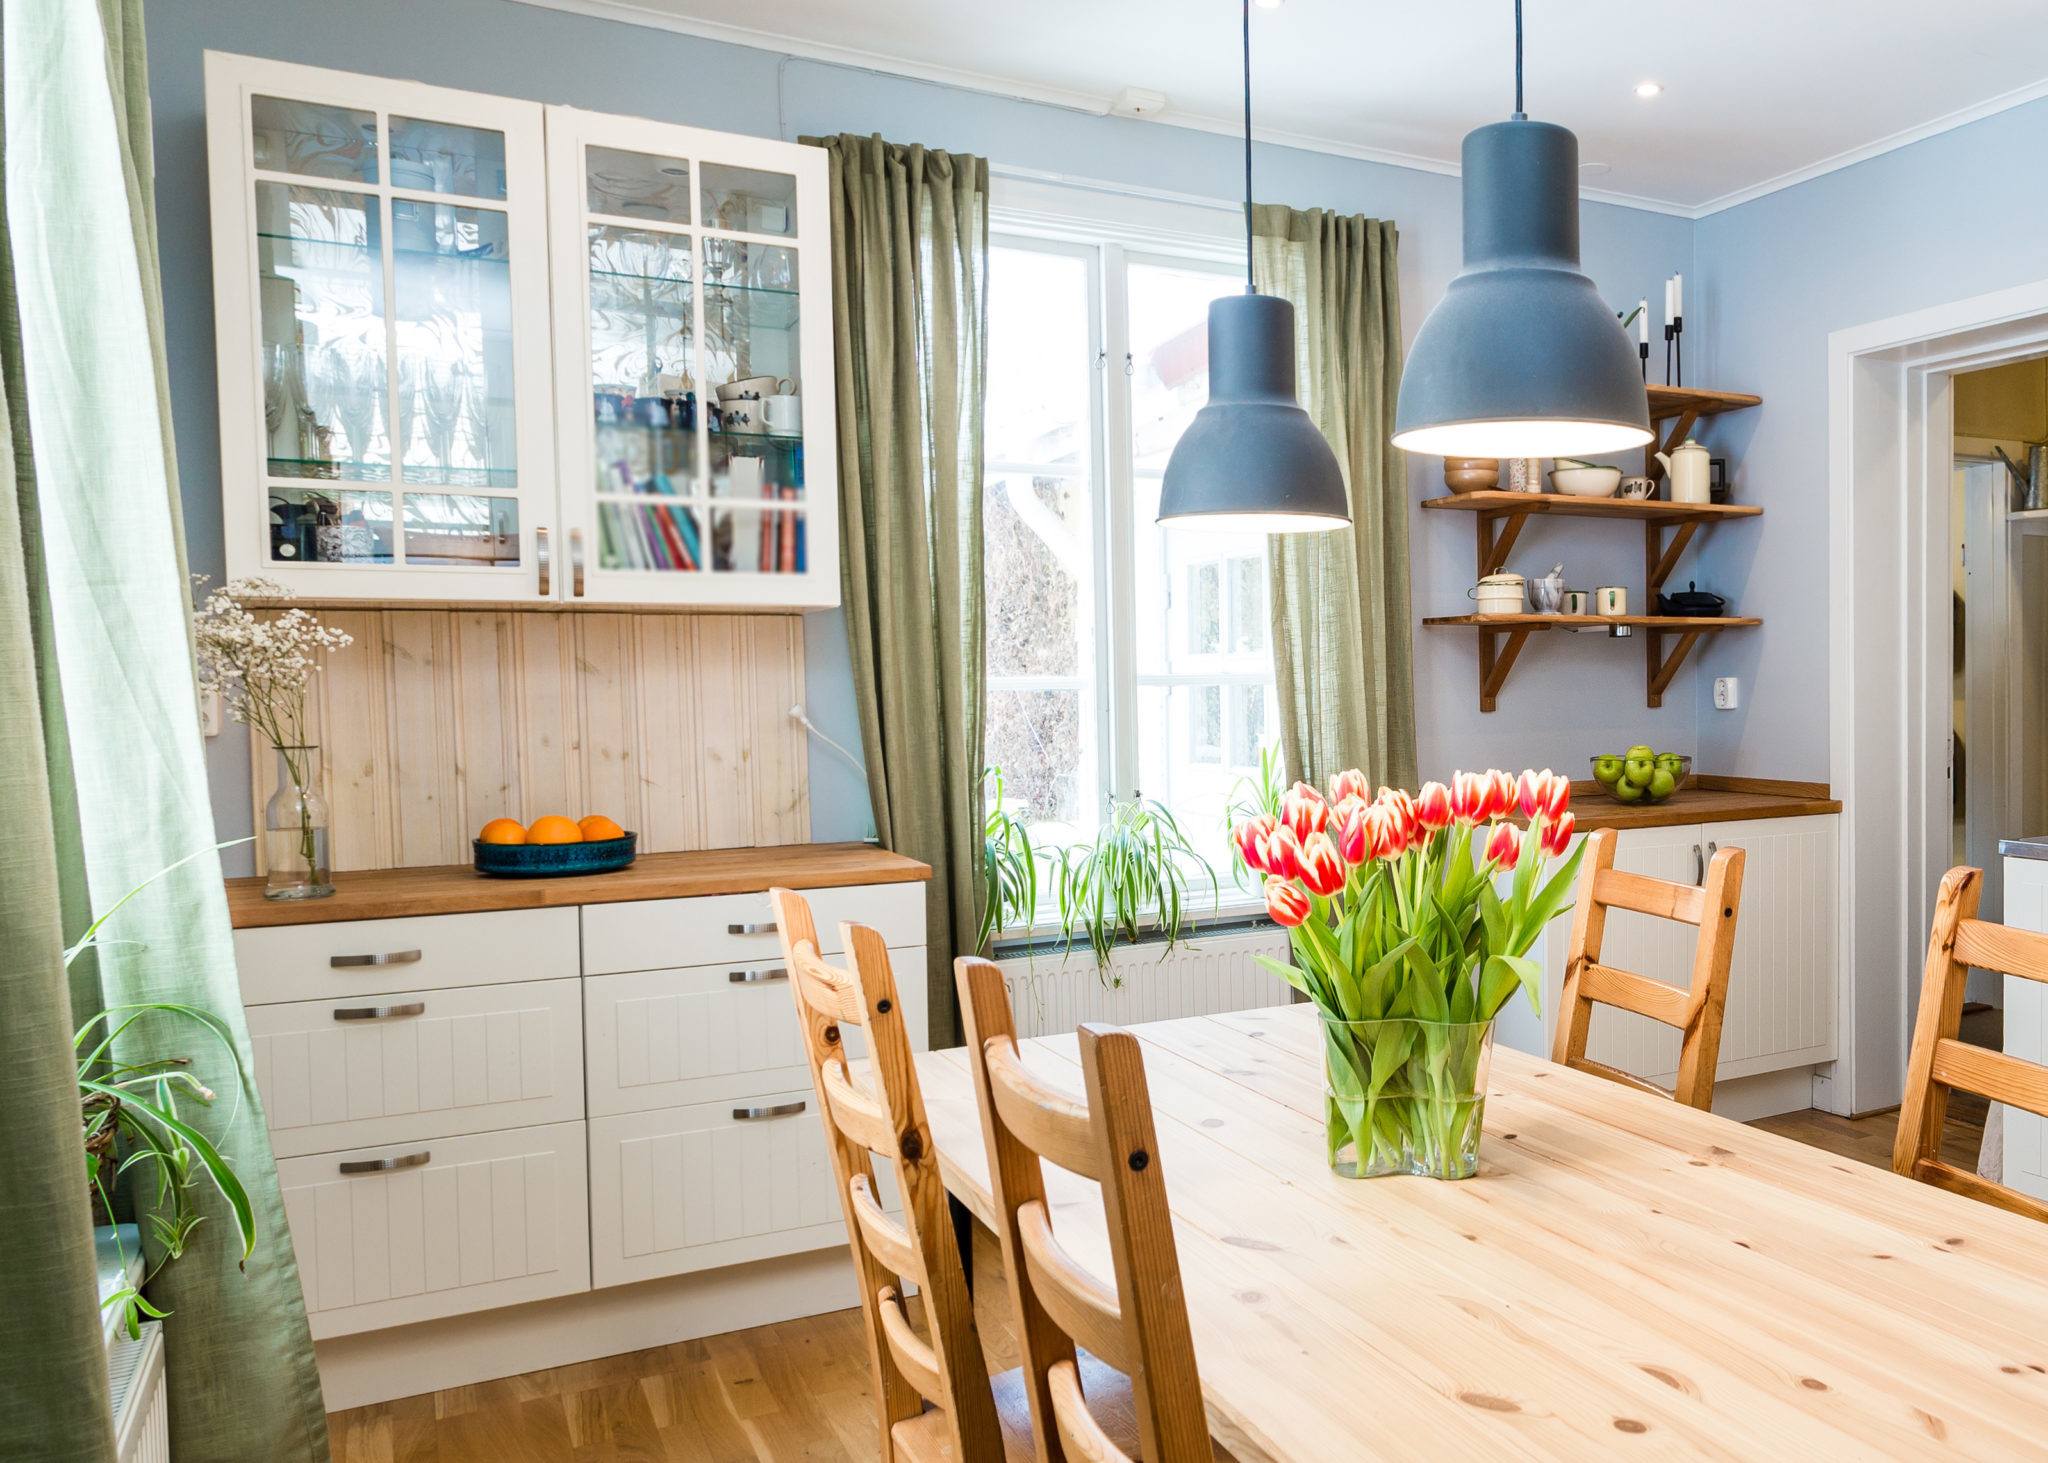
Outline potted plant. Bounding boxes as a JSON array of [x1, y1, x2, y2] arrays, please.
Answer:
[[1233, 768, 1583, 1179]]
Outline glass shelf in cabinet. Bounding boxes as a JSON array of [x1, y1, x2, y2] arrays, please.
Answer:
[[256, 231, 510, 266], [267, 458, 519, 488]]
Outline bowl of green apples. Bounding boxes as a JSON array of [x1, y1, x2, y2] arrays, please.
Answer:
[[1591, 746, 1692, 805]]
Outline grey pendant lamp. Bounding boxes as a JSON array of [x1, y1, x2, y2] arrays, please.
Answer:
[[1391, 1, 1651, 459], [1157, 0, 1348, 533]]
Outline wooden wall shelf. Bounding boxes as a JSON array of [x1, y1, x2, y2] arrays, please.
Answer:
[[1421, 385, 1764, 713]]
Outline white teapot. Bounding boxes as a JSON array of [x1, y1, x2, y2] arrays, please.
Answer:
[[1656, 440, 1712, 504]]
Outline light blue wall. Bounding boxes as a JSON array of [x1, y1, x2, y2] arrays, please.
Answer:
[[1690, 96, 2048, 779], [146, 0, 1693, 863]]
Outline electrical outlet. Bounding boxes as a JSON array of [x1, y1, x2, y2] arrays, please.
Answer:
[[1713, 676, 1739, 710]]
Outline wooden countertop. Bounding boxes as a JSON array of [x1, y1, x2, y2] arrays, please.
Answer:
[[226, 842, 930, 928], [1560, 775, 1839, 832]]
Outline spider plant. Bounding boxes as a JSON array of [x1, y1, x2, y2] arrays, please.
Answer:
[[71, 843, 258, 1339], [978, 767, 1038, 953], [1048, 796, 1218, 973]]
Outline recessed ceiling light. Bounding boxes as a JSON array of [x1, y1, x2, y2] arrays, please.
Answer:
[[1634, 80, 1663, 99]]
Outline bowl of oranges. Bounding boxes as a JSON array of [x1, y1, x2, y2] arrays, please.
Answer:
[[473, 813, 636, 877]]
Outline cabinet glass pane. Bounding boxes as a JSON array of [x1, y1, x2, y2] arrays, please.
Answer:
[[598, 501, 703, 573], [700, 162, 796, 236], [252, 96, 377, 182], [402, 493, 519, 567], [589, 226, 692, 394], [709, 433, 803, 501], [703, 241, 798, 399], [269, 486, 392, 564], [256, 182, 389, 481], [708, 504, 807, 574], [587, 146, 690, 224], [393, 203, 517, 489], [389, 115, 507, 199]]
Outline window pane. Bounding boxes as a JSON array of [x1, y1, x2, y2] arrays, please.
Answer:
[[1190, 685, 1222, 764], [1229, 556, 1266, 653], [1128, 259, 1239, 471], [1187, 561, 1221, 655], [986, 245, 1089, 469], [1228, 684, 1271, 770], [986, 474, 1088, 679], [1136, 684, 1243, 870], [986, 688, 1090, 833]]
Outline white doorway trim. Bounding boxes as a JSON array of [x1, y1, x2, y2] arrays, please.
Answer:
[[1826, 277, 2048, 1115]]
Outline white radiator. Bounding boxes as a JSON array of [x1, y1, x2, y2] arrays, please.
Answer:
[[994, 927, 1292, 1040], [108, 1321, 169, 1463]]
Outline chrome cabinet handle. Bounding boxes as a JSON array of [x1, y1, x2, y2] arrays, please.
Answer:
[[733, 1100, 806, 1121], [537, 526, 551, 596], [727, 921, 776, 935], [339, 1150, 430, 1176], [1694, 844, 1705, 885], [729, 967, 787, 984], [333, 1002, 426, 1022], [330, 949, 421, 969], [571, 528, 586, 597]]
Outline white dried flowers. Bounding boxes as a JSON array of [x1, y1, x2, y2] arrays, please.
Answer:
[[191, 576, 353, 754]]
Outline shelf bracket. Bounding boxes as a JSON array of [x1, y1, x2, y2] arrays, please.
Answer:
[[1477, 510, 1530, 578], [1478, 626, 1533, 713], [1646, 627, 1704, 708], [1645, 519, 1700, 593], [1645, 407, 1702, 485]]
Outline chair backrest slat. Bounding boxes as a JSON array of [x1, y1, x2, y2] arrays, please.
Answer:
[[956, 956, 1212, 1463], [770, 888, 1001, 1461], [1897, 867, 2048, 1223], [1554, 828, 1746, 1110]]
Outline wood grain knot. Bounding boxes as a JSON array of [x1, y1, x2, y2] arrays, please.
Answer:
[[1708, 1145, 1734, 1156], [1458, 1392, 1519, 1413], [1687, 1159, 1710, 1167], [1732, 1240, 1751, 1250], [1613, 1419, 1648, 1434], [1914, 1408, 1948, 1441], [1222, 1235, 1282, 1252], [1870, 1253, 1892, 1260], [2000, 1365, 2023, 1375], [823, 1025, 840, 1045], [1201, 1117, 1226, 1129], [1234, 1290, 1264, 1305], [1638, 1365, 1689, 1394], [1799, 1377, 1828, 1392], [899, 1129, 923, 1162], [1944, 1236, 1966, 1248]]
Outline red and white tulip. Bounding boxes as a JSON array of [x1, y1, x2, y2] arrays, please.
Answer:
[[1297, 831, 1346, 896], [1540, 809, 1576, 857], [1484, 821, 1522, 870], [1264, 877, 1311, 928], [1327, 768, 1371, 805], [1448, 770, 1490, 825], [1280, 781, 1329, 840], [1415, 780, 1452, 831]]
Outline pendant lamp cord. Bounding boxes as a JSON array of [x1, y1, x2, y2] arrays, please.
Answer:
[[1241, 0, 1255, 293], [1512, 0, 1526, 119]]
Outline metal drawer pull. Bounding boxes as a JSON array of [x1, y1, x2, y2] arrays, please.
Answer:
[[333, 1002, 426, 1022], [339, 1150, 431, 1176], [733, 1100, 806, 1121], [729, 967, 788, 984], [726, 921, 777, 935], [330, 949, 422, 968]]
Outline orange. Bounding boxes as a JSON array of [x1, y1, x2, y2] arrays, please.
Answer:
[[526, 814, 585, 845], [578, 813, 626, 841], [477, 817, 527, 845]]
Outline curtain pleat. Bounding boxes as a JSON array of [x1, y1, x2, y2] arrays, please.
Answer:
[[803, 133, 989, 1044], [1254, 204, 1417, 792], [2, 2, 330, 1457]]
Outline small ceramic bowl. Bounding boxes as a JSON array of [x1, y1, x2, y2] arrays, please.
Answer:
[[1550, 465, 1623, 497], [474, 833, 638, 877], [1442, 457, 1499, 494]]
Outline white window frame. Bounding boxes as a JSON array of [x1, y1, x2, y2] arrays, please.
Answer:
[[986, 175, 1270, 922]]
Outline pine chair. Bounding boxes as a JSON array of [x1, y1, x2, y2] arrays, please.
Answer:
[[770, 888, 1005, 1462], [1553, 827, 1746, 1110], [1895, 866, 2048, 1222], [956, 956, 1225, 1463]]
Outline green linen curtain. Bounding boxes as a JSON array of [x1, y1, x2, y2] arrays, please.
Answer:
[[803, 133, 989, 1044], [2, 3, 330, 1459], [1252, 204, 1417, 792]]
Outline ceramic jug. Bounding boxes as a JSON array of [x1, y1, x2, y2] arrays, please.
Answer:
[[1656, 440, 1712, 504]]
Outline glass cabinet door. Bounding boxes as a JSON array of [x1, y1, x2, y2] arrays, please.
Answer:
[[557, 117, 833, 607], [211, 58, 552, 597]]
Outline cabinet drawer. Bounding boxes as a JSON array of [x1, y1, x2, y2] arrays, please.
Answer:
[[235, 909, 580, 1005], [588, 1095, 845, 1286], [584, 948, 926, 1116], [580, 882, 925, 976], [278, 1121, 590, 1339], [249, 978, 584, 1158]]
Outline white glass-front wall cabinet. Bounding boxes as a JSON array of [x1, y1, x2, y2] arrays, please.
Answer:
[[205, 54, 837, 610]]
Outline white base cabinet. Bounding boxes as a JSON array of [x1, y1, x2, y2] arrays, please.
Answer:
[[1496, 814, 1839, 1112]]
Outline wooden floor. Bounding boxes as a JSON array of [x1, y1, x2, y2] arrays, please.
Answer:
[[328, 1100, 1991, 1462]]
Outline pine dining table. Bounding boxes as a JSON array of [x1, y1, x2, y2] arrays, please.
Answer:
[[913, 1004, 2048, 1460]]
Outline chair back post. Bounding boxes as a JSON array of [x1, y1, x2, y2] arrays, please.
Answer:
[[1554, 828, 1620, 1075], [957, 956, 1073, 1463], [1896, 866, 1982, 1183], [1672, 845, 1745, 1108], [1076, 1022, 1210, 1463], [770, 889, 1001, 1461]]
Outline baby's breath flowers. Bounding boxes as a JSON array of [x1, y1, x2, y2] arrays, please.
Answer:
[[191, 575, 352, 755]]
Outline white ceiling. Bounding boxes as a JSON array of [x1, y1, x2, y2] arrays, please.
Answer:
[[521, 0, 2048, 216]]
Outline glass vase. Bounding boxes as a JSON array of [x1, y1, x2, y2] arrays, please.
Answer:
[[264, 744, 334, 900], [1320, 1016, 1495, 1180]]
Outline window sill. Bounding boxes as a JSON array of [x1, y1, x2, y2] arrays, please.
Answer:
[[989, 898, 1273, 960]]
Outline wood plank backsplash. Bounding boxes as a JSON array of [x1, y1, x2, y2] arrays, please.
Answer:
[[249, 610, 809, 873]]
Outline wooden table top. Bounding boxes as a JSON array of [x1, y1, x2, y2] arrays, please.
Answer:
[[916, 1006, 2048, 1461], [225, 842, 928, 927]]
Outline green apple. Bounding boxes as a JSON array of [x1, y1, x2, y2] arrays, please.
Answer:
[[1648, 768, 1678, 800], [1656, 752, 1685, 773], [1623, 755, 1655, 785], [1593, 754, 1624, 785], [1612, 778, 1645, 803], [1626, 743, 1655, 761]]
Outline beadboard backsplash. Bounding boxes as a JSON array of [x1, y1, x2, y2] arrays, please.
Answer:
[[249, 610, 809, 873]]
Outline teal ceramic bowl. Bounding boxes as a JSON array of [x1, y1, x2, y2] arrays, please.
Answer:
[[473, 833, 637, 878]]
